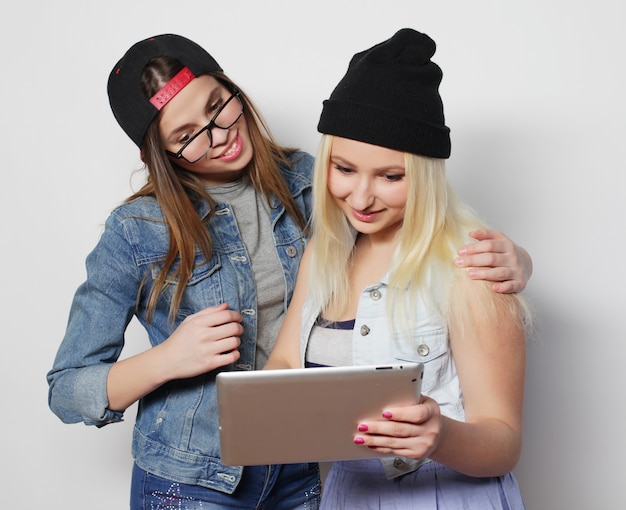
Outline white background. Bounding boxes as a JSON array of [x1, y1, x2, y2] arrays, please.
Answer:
[[2, 1, 625, 508]]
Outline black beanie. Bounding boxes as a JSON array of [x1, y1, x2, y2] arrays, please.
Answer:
[[317, 28, 451, 159], [107, 34, 222, 147]]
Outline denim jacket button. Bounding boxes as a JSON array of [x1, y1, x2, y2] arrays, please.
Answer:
[[360, 325, 371, 336], [417, 344, 430, 357], [285, 246, 297, 257]]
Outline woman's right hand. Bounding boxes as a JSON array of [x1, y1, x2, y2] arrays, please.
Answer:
[[352, 395, 443, 460], [161, 303, 243, 380], [107, 303, 242, 412]]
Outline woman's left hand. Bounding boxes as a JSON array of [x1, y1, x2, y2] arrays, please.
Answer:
[[454, 229, 533, 293], [353, 396, 443, 460]]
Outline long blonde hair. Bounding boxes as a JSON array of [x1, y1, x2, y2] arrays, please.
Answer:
[[309, 134, 528, 339]]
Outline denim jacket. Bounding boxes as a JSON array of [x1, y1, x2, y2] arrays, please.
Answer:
[[299, 273, 465, 479], [47, 152, 314, 493]]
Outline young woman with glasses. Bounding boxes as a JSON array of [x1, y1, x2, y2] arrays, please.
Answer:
[[47, 33, 532, 508]]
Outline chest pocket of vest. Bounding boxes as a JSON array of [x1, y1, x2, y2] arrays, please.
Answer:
[[391, 328, 449, 394]]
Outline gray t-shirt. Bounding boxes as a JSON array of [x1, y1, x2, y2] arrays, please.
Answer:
[[208, 176, 284, 368]]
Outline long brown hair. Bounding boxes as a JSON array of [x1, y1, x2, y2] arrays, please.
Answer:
[[129, 56, 308, 323]]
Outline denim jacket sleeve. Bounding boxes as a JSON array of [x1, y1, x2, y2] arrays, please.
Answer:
[[47, 209, 141, 427]]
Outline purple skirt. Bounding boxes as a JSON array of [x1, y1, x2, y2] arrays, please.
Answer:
[[320, 458, 525, 509]]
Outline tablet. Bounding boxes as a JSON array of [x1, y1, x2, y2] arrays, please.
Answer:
[[217, 363, 424, 466]]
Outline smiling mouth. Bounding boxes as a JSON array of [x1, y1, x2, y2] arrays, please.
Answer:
[[352, 209, 383, 222], [216, 135, 241, 160]]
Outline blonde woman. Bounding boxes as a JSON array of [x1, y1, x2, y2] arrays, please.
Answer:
[[266, 28, 530, 509]]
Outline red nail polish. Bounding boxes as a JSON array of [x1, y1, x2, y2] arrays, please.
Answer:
[[382, 411, 392, 418], [358, 424, 368, 432], [354, 437, 365, 444]]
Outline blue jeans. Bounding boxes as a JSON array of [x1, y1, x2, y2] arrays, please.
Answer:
[[130, 462, 321, 509]]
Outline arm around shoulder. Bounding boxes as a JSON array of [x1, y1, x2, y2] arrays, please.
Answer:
[[456, 229, 533, 294]]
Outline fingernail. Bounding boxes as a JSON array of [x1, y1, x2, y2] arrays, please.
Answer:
[[454, 257, 464, 266], [458, 247, 467, 255], [468, 270, 478, 278], [358, 424, 368, 432], [354, 437, 365, 444], [382, 411, 392, 419]]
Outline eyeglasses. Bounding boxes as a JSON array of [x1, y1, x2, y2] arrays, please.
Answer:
[[166, 89, 244, 164]]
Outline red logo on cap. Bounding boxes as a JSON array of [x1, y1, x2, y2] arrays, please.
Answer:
[[149, 67, 196, 110]]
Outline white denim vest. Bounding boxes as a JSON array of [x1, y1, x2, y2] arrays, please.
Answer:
[[300, 274, 465, 478]]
